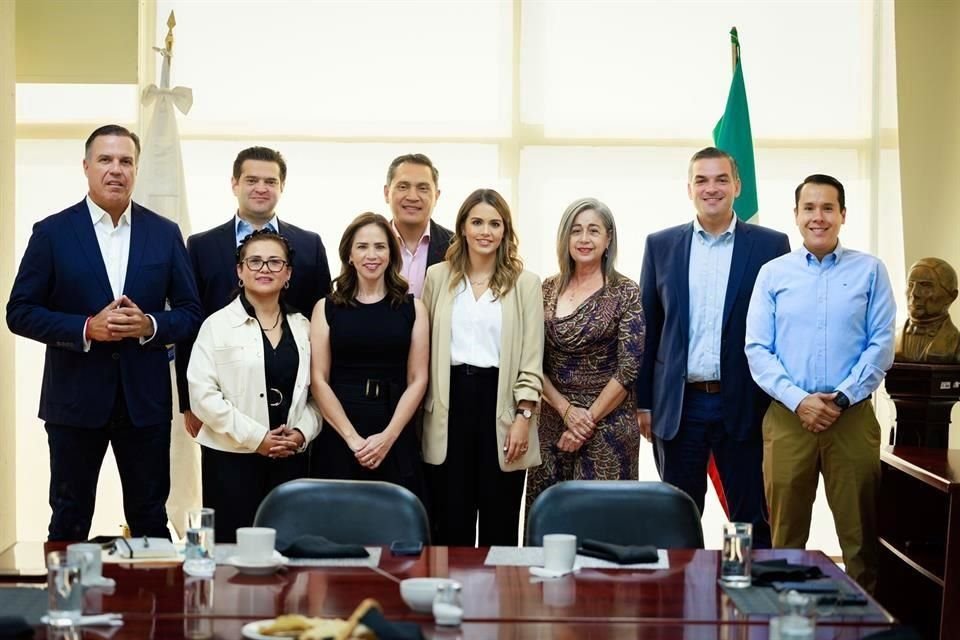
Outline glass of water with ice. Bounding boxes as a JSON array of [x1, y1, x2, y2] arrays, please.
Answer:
[[46, 551, 83, 627], [184, 507, 216, 577], [720, 522, 753, 588]]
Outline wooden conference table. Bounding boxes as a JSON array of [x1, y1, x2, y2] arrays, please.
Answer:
[[0, 544, 895, 639]]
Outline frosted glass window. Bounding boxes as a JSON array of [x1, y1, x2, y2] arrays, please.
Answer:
[[156, 0, 512, 137], [522, 1, 872, 139], [16, 84, 138, 124]]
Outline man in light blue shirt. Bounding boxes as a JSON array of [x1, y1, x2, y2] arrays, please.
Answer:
[[745, 174, 896, 592]]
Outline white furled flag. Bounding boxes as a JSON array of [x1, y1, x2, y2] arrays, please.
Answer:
[[133, 14, 199, 538]]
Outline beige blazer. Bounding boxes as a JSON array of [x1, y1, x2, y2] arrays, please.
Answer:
[[422, 262, 544, 471]]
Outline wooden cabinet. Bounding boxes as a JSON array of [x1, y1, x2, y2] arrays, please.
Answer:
[[877, 447, 960, 640]]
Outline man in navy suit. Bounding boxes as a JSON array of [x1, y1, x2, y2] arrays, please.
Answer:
[[175, 146, 331, 438], [383, 153, 453, 298], [7, 125, 202, 540], [636, 147, 789, 548]]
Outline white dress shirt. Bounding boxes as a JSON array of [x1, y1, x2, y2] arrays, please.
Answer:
[[82, 196, 156, 350], [449, 280, 502, 368]]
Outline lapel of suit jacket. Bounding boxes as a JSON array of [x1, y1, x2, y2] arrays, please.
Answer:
[[427, 220, 447, 267], [216, 218, 239, 269], [70, 200, 115, 301], [675, 223, 694, 342], [123, 204, 148, 293], [721, 220, 754, 333], [433, 265, 455, 408]]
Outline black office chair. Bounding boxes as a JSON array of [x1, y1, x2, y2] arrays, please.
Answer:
[[253, 478, 431, 545], [525, 480, 704, 548]]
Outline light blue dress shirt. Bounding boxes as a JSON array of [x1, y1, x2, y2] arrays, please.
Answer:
[[235, 215, 278, 247], [687, 214, 736, 382], [745, 244, 896, 412]]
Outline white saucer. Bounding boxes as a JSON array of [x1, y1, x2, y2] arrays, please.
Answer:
[[529, 565, 578, 579], [228, 551, 287, 575]]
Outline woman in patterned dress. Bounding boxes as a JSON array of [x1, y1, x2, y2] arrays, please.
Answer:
[[525, 197, 645, 510]]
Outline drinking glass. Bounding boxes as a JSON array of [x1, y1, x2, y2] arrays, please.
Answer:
[[184, 507, 216, 576], [46, 551, 82, 627], [719, 522, 753, 588]]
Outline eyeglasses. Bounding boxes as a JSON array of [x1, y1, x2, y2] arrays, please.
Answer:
[[241, 257, 288, 273]]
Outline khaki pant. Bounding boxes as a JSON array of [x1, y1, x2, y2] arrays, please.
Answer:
[[762, 400, 881, 592]]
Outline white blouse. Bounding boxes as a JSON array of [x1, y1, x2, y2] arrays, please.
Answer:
[[449, 280, 502, 368]]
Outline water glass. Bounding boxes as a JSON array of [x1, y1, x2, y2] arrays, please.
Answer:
[[46, 551, 83, 627], [183, 575, 215, 639], [719, 522, 753, 588], [184, 507, 216, 577]]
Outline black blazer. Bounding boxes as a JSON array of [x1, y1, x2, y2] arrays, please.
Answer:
[[7, 199, 202, 427], [174, 217, 331, 409], [426, 219, 454, 267]]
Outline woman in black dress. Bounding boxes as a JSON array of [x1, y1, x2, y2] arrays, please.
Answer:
[[310, 212, 429, 502]]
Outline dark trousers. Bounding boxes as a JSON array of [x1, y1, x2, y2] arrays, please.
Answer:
[[201, 445, 309, 543], [45, 387, 171, 541], [654, 388, 772, 549], [427, 366, 525, 547]]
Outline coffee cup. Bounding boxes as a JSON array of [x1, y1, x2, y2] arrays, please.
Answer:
[[66, 543, 102, 585], [542, 534, 577, 574], [236, 527, 276, 563]]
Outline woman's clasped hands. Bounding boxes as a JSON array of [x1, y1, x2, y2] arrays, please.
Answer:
[[558, 404, 595, 452], [256, 425, 305, 459]]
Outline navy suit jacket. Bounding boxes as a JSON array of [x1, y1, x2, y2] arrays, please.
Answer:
[[6, 199, 202, 428], [636, 220, 790, 442], [174, 217, 331, 409], [426, 219, 454, 267]]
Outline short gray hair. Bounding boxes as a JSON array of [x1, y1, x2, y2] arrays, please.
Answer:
[[555, 197, 619, 292]]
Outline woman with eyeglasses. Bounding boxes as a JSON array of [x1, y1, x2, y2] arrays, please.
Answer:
[[187, 229, 320, 542], [310, 213, 429, 503], [422, 189, 544, 546]]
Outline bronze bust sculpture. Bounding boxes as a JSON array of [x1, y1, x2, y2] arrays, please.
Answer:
[[895, 257, 960, 363]]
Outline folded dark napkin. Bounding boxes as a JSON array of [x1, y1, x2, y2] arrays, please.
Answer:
[[276, 535, 369, 559], [0, 617, 33, 639], [751, 559, 824, 585], [577, 539, 658, 564], [360, 607, 424, 640]]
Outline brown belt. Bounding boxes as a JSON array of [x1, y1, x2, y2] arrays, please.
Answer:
[[687, 380, 721, 394]]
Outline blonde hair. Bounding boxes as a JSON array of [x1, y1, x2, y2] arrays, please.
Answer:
[[445, 189, 523, 299]]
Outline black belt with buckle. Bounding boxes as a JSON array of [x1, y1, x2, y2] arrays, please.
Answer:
[[451, 364, 498, 378], [687, 380, 721, 394], [363, 379, 383, 400]]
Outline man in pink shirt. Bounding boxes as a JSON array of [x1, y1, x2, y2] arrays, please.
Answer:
[[383, 154, 453, 297]]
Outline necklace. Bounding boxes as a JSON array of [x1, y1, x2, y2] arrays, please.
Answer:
[[258, 309, 282, 332], [468, 272, 493, 286]]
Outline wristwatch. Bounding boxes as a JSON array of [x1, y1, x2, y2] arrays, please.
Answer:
[[516, 407, 533, 419], [833, 391, 850, 411]]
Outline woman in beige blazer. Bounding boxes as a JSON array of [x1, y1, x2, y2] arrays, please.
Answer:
[[422, 188, 544, 546]]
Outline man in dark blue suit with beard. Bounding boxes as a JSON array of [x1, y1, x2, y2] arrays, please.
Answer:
[[7, 125, 202, 540]]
